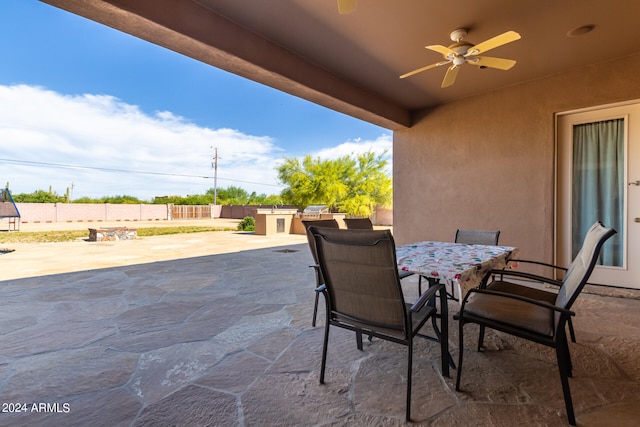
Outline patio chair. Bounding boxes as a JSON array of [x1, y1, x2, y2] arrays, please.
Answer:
[[455, 221, 616, 426], [303, 219, 340, 327], [343, 217, 374, 229], [454, 229, 501, 245], [444, 228, 501, 298], [486, 258, 581, 345], [344, 217, 416, 283], [310, 226, 449, 421]]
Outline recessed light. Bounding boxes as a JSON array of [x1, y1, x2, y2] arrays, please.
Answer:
[[567, 25, 595, 37]]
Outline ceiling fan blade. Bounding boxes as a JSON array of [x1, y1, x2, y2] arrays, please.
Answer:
[[426, 44, 456, 56], [337, 0, 357, 14], [400, 60, 450, 79], [468, 56, 517, 70], [465, 31, 521, 56], [441, 65, 460, 88]]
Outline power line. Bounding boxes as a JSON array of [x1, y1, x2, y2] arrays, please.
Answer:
[[1, 158, 208, 178], [0, 158, 284, 188]]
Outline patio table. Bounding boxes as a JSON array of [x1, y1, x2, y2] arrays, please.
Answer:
[[396, 241, 520, 299]]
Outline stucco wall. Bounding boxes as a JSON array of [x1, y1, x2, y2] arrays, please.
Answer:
[[373, 205, 392, 226], [393, 53, 640, 263]]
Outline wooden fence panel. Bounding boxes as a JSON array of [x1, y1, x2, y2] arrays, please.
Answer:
[[171, 205, 212, 220]]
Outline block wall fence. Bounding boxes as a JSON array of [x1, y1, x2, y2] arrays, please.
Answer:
[[14, 203, 170, 223], [8, 203, 392, 225]]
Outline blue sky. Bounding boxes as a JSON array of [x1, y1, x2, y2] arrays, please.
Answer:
[[0, 0, 391, 200]]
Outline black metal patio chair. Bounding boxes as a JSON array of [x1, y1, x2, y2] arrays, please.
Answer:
[[342, 217, 374, 229], [444, 228, 502, 299], [455, 221, 616, 426], [343, 216, 416, 283], [302, 219, 340, 327], [454, 229, 501, 246], [310, 226, 449, 421]]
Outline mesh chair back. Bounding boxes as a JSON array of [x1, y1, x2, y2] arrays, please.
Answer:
[[454, 229, 500, 245], [556, 221, 616, 311], [343, 217, 374, 230], [311, 227, 407, 334], [302, 219, 339, 264]]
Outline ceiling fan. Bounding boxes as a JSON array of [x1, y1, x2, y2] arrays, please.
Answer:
[[337, 0, 357, 15], [400, 29, 521, 87]]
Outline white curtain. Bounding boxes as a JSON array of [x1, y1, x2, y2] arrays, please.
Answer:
[[572, 118, 624, 266]]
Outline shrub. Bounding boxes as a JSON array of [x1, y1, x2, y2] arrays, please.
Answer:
[[237, 216, 255, 231]]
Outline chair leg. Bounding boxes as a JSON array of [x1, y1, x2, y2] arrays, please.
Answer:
[[562, 333, 573, 378], [555, 339, 576, 425], [438, 289, 451, 375], [455, 318, 465, 391], [418, 275, 423, 296], [406, 340, 413, 422], [477, 325, 486, 352], [356, 331, 363, 350], [320, 322, 330, 384], [312, 291, 320, 327], [568, 317, 576, 343]]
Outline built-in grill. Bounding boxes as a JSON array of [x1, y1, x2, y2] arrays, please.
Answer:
[[301, 205, 329, 219]]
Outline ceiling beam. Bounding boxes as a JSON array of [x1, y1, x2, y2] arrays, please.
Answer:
[[41, 0, 411, 130]]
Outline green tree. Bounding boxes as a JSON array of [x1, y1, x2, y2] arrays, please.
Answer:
[[152, 194, 214, 205], [12, 189, 67, 203], [100, 195, 145, 204], [209, 186, 279, 205], [276, 150, 391, 217], [252, 193, 283, 205], [213, 185, 250, 205], [72, 196, 102, 204]]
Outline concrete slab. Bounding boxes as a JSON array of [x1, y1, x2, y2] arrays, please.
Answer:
[[1, 219, 306, 280]]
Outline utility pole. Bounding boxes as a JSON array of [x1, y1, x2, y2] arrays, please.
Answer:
[[211, 147, 219, 205]]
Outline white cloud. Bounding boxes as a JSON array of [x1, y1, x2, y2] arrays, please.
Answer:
[[0, 84, 393, 201], [305, 134, 393, 176], [0, 84, 285, 200], [312, 134, 392, 160]]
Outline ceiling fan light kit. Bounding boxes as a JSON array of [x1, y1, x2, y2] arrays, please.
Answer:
[[400, 28, 521, 88]]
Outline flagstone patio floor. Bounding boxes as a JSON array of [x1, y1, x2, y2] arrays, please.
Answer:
[[0, 223, 639, 426]]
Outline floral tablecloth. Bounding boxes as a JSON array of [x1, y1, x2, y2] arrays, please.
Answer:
[[396, 241, 519, 298]]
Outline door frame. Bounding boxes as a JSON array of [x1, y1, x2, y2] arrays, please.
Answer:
[[555, 99, 639, 286]]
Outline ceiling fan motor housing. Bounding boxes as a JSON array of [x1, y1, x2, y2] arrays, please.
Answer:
[[446, 41, 474, 64], [450, 28, 468, 42]]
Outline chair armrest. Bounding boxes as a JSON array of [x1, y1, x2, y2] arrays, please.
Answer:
[[489, 269, 563, 287], [462, 288, 575, 317], [309, 264, 322, 286], [410, 282, 445, 312], [508, 259, 568, 272]]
